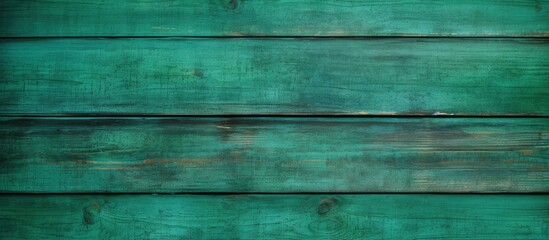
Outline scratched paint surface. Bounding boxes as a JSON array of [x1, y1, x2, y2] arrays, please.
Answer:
[[0, 117, 547, 193]]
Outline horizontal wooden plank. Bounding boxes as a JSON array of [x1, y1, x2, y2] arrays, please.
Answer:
[[0, 194, 547, 239], [1, 0, 548, 37], [1, 38, 548, 115], [1, 117, 547, 193]]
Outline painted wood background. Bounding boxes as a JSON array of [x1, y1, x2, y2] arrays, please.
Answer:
[[0, 0, 547, 239]]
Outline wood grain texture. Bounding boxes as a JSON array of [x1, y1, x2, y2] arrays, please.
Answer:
[[1, 38, 548, 115], [1, 117, 547, 193], [0, 194, 547, 239], [1, 0, 548, 37]]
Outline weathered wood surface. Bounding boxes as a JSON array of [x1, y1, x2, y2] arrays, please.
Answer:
[[1, 0, 548, 37], [1, 38, 548, 116], [1, 117, 547, 193], [0, 194, 547, 239]]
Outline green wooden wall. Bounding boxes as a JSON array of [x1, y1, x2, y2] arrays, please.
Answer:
[[0, 1, 547, 239]]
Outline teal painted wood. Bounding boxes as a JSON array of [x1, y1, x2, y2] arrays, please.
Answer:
[[1, 0, 548, 37], [1, 38, 548, 115], [1, 117, 547, 193], [0, 194, 547, 239]]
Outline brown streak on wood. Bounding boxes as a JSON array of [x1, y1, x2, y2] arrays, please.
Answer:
[[75, 160, 126, 165], [142, 158, 218, 165], [67, 152, 92, 156], [228, 32, 245, 36], [518, 149, 539, 154], [92, 168, 125, 171]]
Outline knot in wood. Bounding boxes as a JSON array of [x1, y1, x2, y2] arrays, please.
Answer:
[[317, 198, 338, 215], [82, 201, 101, 225]]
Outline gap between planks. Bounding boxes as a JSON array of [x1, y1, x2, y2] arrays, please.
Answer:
[[1, 192, 548, 195], [1, 115, 548, 118], [2, 36, 549, 39]]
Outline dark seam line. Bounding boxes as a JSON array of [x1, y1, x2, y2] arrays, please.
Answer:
[[0, 114, 547, 119], [0, 192, 547, 195], [1, 36, 548, 40]]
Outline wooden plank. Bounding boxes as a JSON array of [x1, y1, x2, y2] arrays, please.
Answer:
[[1, 0, 548, 37], [1, 117, 547, 193], [0, 194, 546, 239], [1, 38, 548, 116]]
